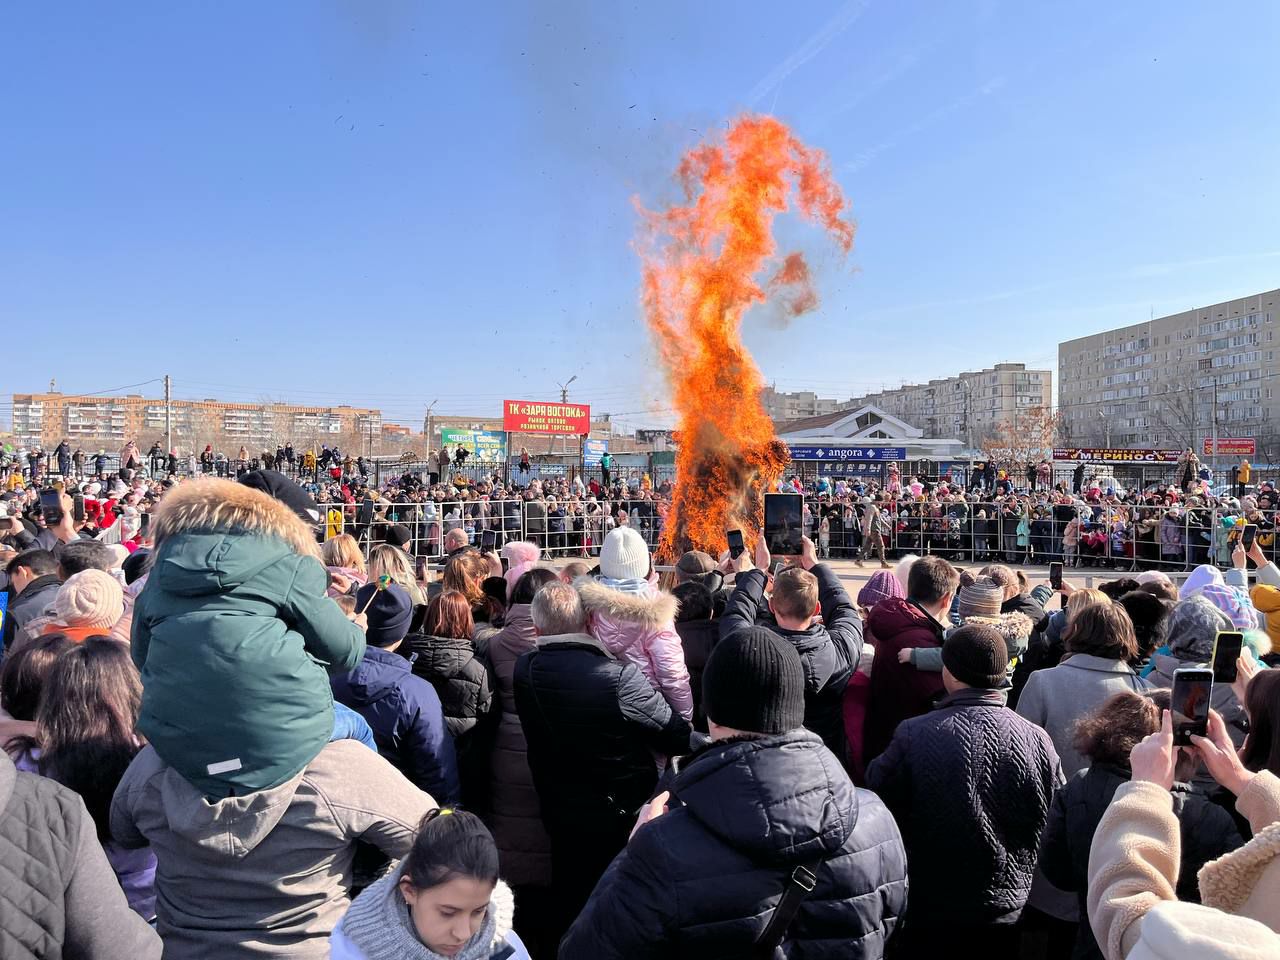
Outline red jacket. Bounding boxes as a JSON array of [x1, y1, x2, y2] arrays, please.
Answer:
[[862, 597, 946, 764]]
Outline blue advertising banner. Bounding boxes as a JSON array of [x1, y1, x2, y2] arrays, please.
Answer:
[[583, 438, 609, 466], [787, 445, 906, 462]]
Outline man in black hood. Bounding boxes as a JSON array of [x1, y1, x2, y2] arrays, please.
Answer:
[[561, 625, 908, 959]]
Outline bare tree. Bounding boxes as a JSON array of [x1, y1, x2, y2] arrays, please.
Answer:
[[981, 405, 1061, 474], [1148, 373, 1203, 450]]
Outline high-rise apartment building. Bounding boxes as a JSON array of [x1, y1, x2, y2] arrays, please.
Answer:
[[1057, 289, 1280, 457], [840, 363, 1052, 444], [10, 392, 384, 454]]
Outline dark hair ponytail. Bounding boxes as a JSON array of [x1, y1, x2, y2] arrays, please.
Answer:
[[402, 808, 500, 891]]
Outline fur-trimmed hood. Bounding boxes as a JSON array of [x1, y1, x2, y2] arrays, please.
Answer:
[[151, 478, 320, 559], [1197, 771, 1280, 933], [577, 577, 678, 626]]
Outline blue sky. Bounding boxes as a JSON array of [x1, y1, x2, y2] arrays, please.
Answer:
[[3, 1, 1278, 430]]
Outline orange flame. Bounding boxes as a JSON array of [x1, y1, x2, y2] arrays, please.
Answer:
[[637, 115, 855, 559]]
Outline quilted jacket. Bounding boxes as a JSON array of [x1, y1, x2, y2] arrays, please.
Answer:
[[719, 566, 861, 759], [866, 687, 1063, 930], [560, 730, 907, 959], [578, 578, 694, 722], [1038, 762, 1243, 960], [486, 604, 552, 888], [329, 645, 460, 804], [0, 751, 160, 959], [403, 632, 494, 741]]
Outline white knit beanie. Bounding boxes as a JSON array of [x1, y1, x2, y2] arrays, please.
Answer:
[[600, 526, 650, 581], [54, 569, 125, 630], [1127, 902, 1279, 960]]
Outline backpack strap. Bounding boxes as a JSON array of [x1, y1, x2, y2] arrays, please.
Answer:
[[752, 862, 820, 959]]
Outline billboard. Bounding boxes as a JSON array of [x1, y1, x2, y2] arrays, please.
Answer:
[[503, 400, 591, 436], [1203, 437, 1256, 457], [787, 445, 906, 461], [583, 438, 609, 465], [1053, 448, 1181, 463], [441, 428, 507, 462]]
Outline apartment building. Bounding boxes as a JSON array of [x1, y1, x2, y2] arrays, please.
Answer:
[[760, 388, 844, 423], [841, 363, 1052, 445], [10, 392, 383, 454], [1057, 289, 1280, 456]]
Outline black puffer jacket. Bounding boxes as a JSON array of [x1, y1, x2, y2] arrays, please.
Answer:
[[1038, 762, 1244, 960], [513, 633, 691, 842], [404, 633, 493, 741], [674, 618, 720, 732], [560, 730, 907, 959], [865, 688, 1062, 931], [720, 566, 861, 759]]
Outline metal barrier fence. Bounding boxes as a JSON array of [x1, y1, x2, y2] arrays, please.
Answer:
[[322, 490, 1280, 575], [806, 498, 1280, 572], [324, 498, 669, 561]]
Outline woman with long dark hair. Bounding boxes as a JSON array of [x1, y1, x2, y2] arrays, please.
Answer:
[[36, 637, 157, 919]]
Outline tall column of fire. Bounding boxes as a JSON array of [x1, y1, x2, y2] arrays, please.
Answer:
[[637, 115, 855, 558]]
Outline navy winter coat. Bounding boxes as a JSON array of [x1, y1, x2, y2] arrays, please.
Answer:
[[720, 566, 861, 759], [560, 730, 907, 959], [330, 646, 459, 804], [866, 688, 1062, 929]]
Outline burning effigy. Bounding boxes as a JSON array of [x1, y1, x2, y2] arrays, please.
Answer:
[[637, 115, 855, 559]]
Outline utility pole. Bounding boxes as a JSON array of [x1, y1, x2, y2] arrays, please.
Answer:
[[556, 376, 577, 457], [1210, 379, 1219, 485], [422, 399, 438, 457], [164, 374, 172, 458]]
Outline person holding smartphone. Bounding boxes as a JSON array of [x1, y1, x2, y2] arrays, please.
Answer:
[[1087, 708, 1280, 957]]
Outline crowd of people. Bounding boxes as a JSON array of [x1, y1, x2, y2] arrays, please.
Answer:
[[2, 443, 1280, 958]]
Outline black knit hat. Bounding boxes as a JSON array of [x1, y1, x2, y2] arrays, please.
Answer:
[[237, 470, 321, 524], [356, 582, 413, 647], [702, 626, 805, 735], [384, 524, 412, 549], [942, 623, 1009, 689]]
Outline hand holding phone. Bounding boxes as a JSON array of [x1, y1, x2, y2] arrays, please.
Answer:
[[726, 529, 745, 559], [1211, 631, 1245, 684], [1171, 668, 1213, 747], [1048, 561, 1063, 591]]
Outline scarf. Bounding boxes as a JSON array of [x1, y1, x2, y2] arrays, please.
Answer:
[[340, 860, 515, 960], [596, 575, 651, 595]]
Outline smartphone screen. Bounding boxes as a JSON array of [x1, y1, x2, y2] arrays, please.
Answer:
[[481, 529, 497, 551], [1211, 631, 1245, 684], [1049, 561, 1063, 590], [768, 558, 785, 579], [763, 493, 803, 557], [1242, 524, 1258, 549], [72, 494, 85, 523], [726, 529, 745, 559], [414, 555, 427, 582], [1171, 668, 1213, 746], [39, 489, 63, 525]]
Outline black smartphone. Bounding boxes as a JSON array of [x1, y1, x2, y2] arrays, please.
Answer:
[[763, 493, 803, 557], [72, 494, 85, 524], [726, 529, 745, 559], [414, 554, 427, 582], [1171, 667, 1213, 746], [39, 489, 63, 525], [1211, 631, 1245, 684], [1049, 561, 1063, 591], [139, 512, 151, 536], [481, 529, 497, 552], [501, 556, 509, 574], [1242, 524, 1258, 550], [357, 497, 375, 526]]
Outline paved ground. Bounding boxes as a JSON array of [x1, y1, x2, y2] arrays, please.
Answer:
[[816, 559, 1136, 593]]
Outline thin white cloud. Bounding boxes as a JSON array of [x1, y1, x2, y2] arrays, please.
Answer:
[[746, 0, 872, 107], [845, 76, 1005, 172]]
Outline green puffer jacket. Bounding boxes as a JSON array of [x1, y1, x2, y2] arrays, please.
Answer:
[[132, 479, 365, 798]]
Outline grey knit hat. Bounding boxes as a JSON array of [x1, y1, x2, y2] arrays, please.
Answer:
[[1166, 595, 1232, 662], [958, 577, 1003, 619]]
